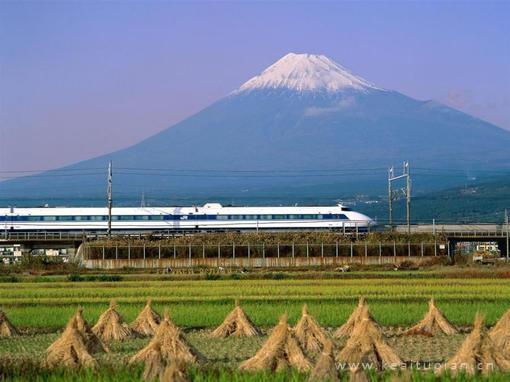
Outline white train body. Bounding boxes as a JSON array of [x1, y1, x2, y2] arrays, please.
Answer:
[[0, 203, 374, 232]]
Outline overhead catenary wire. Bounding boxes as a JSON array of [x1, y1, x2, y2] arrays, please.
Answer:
[[2, 166, 510, 176]]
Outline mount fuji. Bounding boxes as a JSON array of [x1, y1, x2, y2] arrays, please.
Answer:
[[2, 53, 510, 206]]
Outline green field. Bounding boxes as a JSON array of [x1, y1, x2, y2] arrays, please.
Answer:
[[1, 276, 509, 381], [1, 278, 509, 329]]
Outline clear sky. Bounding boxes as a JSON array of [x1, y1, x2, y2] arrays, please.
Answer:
[[1, 0, 509, 175]]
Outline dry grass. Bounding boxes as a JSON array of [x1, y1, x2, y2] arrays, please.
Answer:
[[405, 298, 457, 336], [489, 308, 510, 356], [239, 314, 311, 372], [440, 313, 510, 376], [293, 304, 330, 354], [131, 299, 161, 337], [0, 309, 19, 338], [130, 310, 205, 366], [92, 300, 133, 342], [333, 297, 379, 339], [336, 307, 402, 372], [210, 300, 261, 338], [308, 341, 338, 382], [46, 314, 97, 369]]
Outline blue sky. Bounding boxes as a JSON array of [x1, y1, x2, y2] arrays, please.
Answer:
[[1, 0, 509, 175]]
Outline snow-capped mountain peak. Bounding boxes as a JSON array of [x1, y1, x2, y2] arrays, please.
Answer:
[[238, 53, 380, 93]]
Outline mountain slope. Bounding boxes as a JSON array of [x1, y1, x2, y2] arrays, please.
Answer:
[[357, 176, 510, 223], [2, 53, 510, 206]]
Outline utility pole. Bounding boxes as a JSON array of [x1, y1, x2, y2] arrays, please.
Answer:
[[388, 161, 411, 233], [388, 166, 394, 228], [107, 161, 113, 237], [141, 191, 146, 207], [405, 161, 411, 234], [505, 209, 509, 262]]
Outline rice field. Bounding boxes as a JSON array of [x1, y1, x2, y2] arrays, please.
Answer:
[[1, 278, 509, 329], [1, 276, 509, 381]]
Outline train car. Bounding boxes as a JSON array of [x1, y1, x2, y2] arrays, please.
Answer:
[[0, 203, 374, 232]]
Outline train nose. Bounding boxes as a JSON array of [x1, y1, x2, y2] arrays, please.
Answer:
[[354, 212, 376, 226]]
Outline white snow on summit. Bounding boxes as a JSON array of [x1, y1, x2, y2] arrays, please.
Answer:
[[238, 53, 380, 93]]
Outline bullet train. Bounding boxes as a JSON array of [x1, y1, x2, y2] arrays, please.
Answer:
[[0, 203, 374, 232]]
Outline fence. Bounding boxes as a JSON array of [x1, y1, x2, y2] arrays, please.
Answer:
[[82, 242, 446, 269]]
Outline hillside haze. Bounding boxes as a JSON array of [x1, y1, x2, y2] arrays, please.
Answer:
[[2, 53, 510, 206]]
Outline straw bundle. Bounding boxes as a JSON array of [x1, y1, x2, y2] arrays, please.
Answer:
[[239, 314, 311, 372], [130, 310, 204, 366], [72, 307, 109, 354], [160, 361, 189, 382], [405, 298, 457, 336], [489, 308, 510, 355], [293, 304, 330, 354], [347, 371, 370, 382], [46, 316, 97, 369], [334, 297, 378, 338], [210, 300, 261, 338], [308, 341, 339, 382], [140, 342, 166, 381], [0, 309, 19, 337], [336, 309, 402, 372], [139, 342, 189, 382], [92, 300, 133, 341], [439, 313, 510, 376], [131, 299, 161, 337]]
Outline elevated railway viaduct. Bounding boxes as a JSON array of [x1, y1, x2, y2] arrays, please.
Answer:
[[1, 224, 508, 268]]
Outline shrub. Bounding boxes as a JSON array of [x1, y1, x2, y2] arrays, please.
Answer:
[[269, 272, 287, 280], [0, 275, 19, 283], [67, 273, 84, 282], [97, 274, 123, 282]]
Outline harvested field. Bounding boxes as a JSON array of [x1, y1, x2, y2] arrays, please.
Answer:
[[0, 327, 505, 380], [0, 276, 509, 380]]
